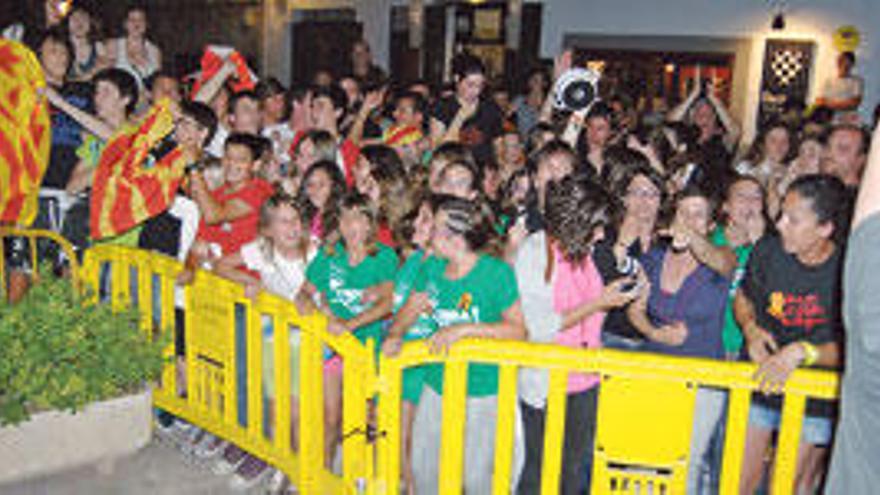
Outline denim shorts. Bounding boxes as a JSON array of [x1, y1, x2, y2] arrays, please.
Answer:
[[748, 402, 833, 446]]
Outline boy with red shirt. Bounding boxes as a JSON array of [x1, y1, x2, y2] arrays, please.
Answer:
[[189, 133, 274, 264]]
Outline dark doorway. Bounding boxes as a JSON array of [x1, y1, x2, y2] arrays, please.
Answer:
[[291, 15, 362, 85], [574, 48, 735, 114]]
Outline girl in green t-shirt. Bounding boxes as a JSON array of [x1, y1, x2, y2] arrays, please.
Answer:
[[299, 192, 399, 468], [384, 193, 442, 494], [385, 197, 526, 494]]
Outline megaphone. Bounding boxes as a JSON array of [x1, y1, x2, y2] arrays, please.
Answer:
[[552, 68, 600, 112]]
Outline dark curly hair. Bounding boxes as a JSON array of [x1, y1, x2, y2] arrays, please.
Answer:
[[544, 176, 614, 265], [435, 196, 501, 257]]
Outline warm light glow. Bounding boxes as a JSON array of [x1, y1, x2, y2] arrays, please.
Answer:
[[664, 63, 676, 73], [56, 0, 73, 18], [586, 60, 606, 74]]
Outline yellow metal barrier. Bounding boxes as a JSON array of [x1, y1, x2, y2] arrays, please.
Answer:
[[0, 227, 80, 297], [80, 245, 376, 494], [375, 340, 839, 495], [7, 233, 837, 494]]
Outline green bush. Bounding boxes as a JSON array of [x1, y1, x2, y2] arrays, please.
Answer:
[[0, 267, 167, 426]]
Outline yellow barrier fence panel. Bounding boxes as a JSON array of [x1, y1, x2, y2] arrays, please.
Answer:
[[60, 243, 847, 495], [592, 374, 696, 494], [76, 246, 348, 492], [539, 368, 569, 495], [438, 359, 468, 494], [491, 363, 518, 495]]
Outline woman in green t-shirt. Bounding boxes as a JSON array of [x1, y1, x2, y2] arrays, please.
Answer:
[[386, 196, 526, 495], [299, 192, 399, 468]]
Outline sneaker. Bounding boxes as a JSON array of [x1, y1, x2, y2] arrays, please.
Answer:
[[266, 468, 289, 495], [156, 421, 202, 451], [212, 444, 248, 476], [193, 433, 227, 460], [229, 454, 270, 491], [180, 428, 207, 457]]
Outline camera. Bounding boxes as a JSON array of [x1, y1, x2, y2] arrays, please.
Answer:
[[552, 68, 601, 112]]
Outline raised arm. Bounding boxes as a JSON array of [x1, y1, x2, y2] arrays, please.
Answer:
[[192, 60, 236, 104], [45, 86, 115, 140], [347, 88, 385, 146], [538, 50, 572, 124], [667, 72, 701, 123], [706, 87, 741, 149], [431, 101, 478, 146]]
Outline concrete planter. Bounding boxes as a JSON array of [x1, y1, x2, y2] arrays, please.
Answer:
[[0, 389, 152, 484]]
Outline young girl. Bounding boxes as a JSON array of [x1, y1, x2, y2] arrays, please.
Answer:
[[213, 194, 315, 491], [515, 177, 635, 495], [300, 192, 399, 468], [382, 192, 441, 494], [297, 160, 346, 243], [628, 185, 731, 495], [387, 196, 526, 494], [286, 129, 337, 193], [354, 144, 412, 246]]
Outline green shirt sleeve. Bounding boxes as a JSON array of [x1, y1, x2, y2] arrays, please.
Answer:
[[488, 257, 519, 315]]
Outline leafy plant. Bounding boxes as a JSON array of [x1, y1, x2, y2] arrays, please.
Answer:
[[0, 265, 167, 426]]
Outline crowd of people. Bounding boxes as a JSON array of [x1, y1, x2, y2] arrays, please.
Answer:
[[4, 2, 878, 494]]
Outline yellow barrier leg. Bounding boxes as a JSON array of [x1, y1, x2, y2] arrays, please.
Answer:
[[492, 364, 518, 495], [298, 322, 325, 493], [438, 360, 468, 494], [719, 388, 751, 494], [375, 358, 402, 495], [539, 369, 569, 495], [343, 345, 368, 490], [771, 394, 806, 495]]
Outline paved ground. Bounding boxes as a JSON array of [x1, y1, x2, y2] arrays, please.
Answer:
[[0, 438, 267, 495]]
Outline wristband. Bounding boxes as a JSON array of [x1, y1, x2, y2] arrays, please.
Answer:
[[800, 341, 819, 367]]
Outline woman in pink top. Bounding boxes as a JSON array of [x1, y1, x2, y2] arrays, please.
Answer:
[[514, 177, 638, 495]]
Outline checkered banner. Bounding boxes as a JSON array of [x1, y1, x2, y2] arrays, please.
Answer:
[[759, 39, 814, 124]]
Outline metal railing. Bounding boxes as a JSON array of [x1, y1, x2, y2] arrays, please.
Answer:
[[7, 233, 839, 494]]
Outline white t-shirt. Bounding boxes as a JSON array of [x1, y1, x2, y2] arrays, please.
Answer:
[[240, 238, 314, 300], [822, 75, 863, 104], [205, 125, 230, 159], [822, 75, 864, 123], [262, 123, 296, 164]]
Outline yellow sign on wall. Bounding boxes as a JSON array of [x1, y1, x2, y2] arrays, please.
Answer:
[[833, 25, 861, 52]]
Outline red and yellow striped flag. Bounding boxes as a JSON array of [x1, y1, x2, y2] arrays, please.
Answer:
[[89, 99, 187, 239], [0, 40, 51, 226]]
